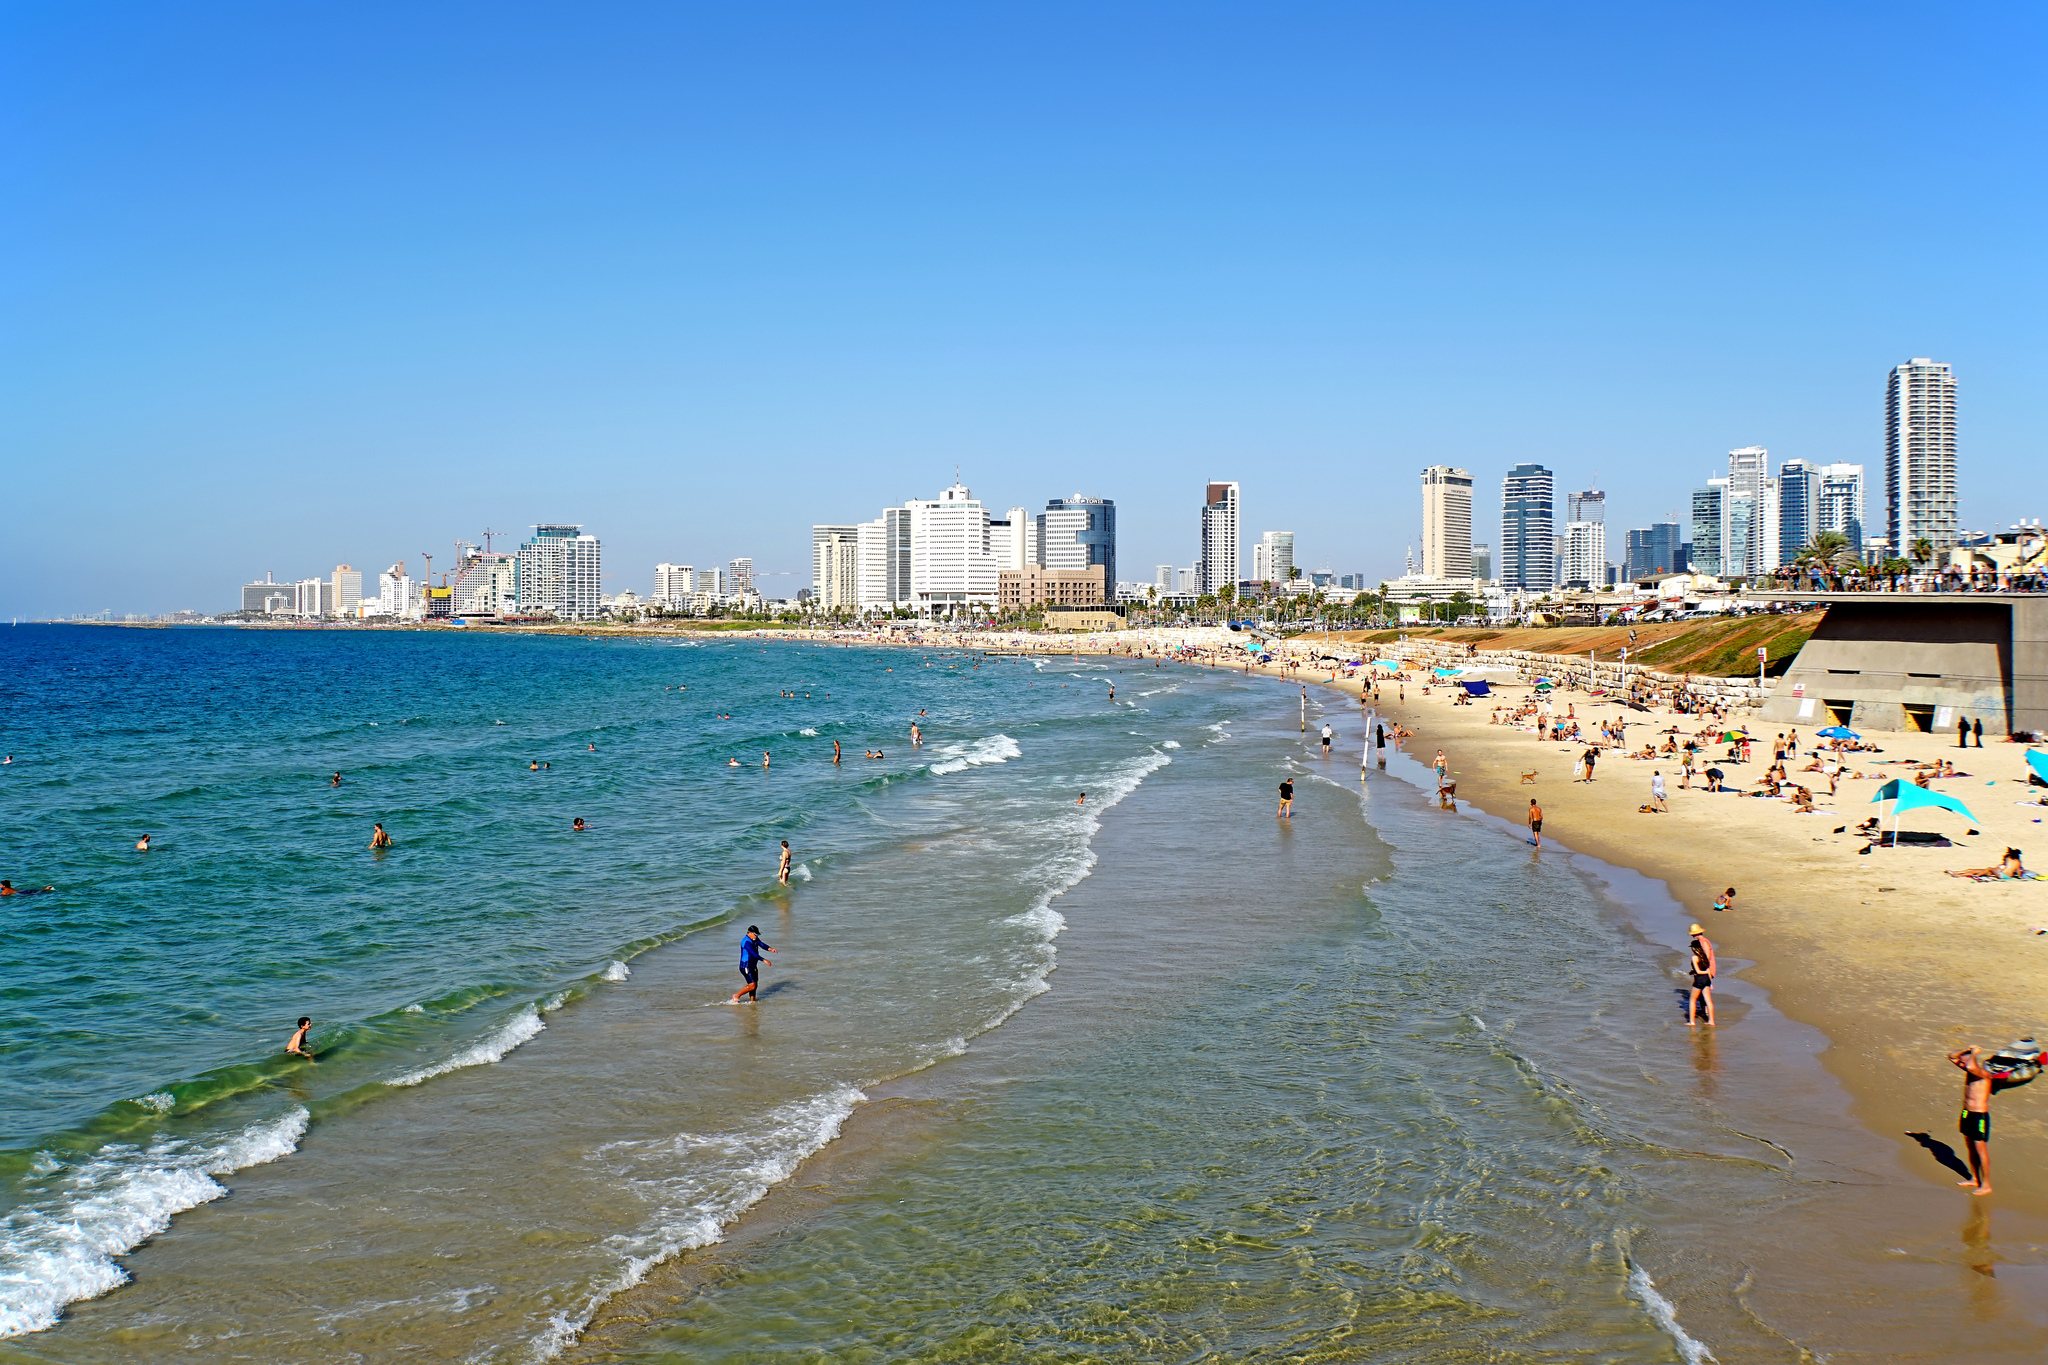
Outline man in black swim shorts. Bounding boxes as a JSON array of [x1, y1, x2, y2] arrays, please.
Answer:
[[1950, 1045, 1995, 1194]]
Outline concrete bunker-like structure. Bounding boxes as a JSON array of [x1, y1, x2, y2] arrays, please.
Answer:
[[1748, 593, 2048, 737]]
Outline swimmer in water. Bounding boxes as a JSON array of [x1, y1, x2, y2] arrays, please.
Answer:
[[370, 823, 392, 849], [833, 739, 842, 764], [135, 834, 151, 852], [1, 880, 55, 895], [287, 1017, 313, 1057], [728, 758, 741, 767], [763, 751, 771, 769], [588, 743, 596, 751], [572, 817, 587, 832], [530, 761, 540, 771], [777, 840, 792, 885], [331, 772, 342, 786], [1077, 792, 1086, 804]]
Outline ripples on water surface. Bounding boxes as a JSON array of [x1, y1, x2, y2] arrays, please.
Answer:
[[1, 628, 2041, 1361]]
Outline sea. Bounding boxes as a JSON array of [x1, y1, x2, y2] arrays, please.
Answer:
[[1, 624, 2044, 1363]]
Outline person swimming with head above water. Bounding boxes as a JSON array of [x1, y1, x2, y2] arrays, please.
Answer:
[[1, 880, 55, 895]]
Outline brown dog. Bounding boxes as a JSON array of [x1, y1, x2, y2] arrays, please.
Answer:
[[1520, 770, 1538, 784]]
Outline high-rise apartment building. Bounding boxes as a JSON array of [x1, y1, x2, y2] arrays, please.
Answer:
[[1566, 487, 1606, 525], [295, 577, 329, 617], [989, 508, 1031, 572], [516, 524, 602, 620], [1197, 482, 1239, 595], [654, 562, 696, 602], [1563, 522, 1606, 586], [1777, 459, 1821, 565], [1471, 544, 1492, 583], [1725, 446, 1770, 578], [1624, 522, 1686, 578], [1724, 494, 1756, 581], [1035, 496, 1116, 590], [376, 563, 414, 619], [1154, 564, 1175, 592], [727, 558, 754, 598], [454, 552, 517, 615], [1817, 463, 1866, 550], [693, 566, 725, 596], [909, 482, 1000, 608], [1887, 358, 1958, 552], [1500, 464, 1555, 591], [1420, 467, 1474, 580], [810, 526, 859, 608], [1690, 479, 1727, 577], [1253, 531, 1295, 584], [331, 565, 362, 617], [857, 518, 890, 608], [239, 574, 296, 615]]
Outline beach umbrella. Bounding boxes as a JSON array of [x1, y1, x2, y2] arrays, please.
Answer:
[[1816, 725, 1859, 740], [2027, 749, 2048, 787], [1870, 778, 1980, 845]]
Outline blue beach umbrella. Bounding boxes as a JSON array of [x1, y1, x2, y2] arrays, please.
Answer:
[[1870, 778, 1979, 844], [1816, 725, 1860, 740], [2027, 749, 2048, 786]]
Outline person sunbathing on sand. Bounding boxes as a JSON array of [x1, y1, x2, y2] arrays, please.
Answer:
[[1950, 849, 2026, 879]]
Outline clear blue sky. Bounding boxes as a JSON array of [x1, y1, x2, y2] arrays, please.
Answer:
[[3, 3, 2043, 614]]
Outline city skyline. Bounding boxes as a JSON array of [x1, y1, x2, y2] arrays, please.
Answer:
[[5, 9, 2046, 616]]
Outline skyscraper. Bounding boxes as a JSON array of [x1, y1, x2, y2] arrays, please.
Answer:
[[1420, 466, 1474, 580], [1623, 522, 1685, 579], [516, 524, 603, 620], [1500, 464, 1555, 591], [1563, 521, 1605, 586], [1818, 463, 1866, 550], [1566, 486, 1606, 525], [1724, 494, 1755, 582], [1887, 358, 1958, 553], [1035, 496, 1116, 589], [1471, 544, 1492, 582], [454, 552, 516, 615], [908, 482, 1000, 609], [655, 561, 696, 603], [1724, 446, 1770, 577], [1253, 530, 1294, 583], [727, 557, 754, 598], [989, 508, 1031, 572], [1198, 482, 1239, 595], [1777, 459, 1821, 565], [1690, 479, 1727, 576]]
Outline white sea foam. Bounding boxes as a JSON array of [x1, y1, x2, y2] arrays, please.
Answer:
[[0, 1107, 308, 1338], [389, 1006, 544, 1087], [531, 1084, 867, 1361], [132, 1092, 174, 1114], [928, 733, 1022, 776], [1162, 740, 1181, 749], [1627, 1262, 1716, 1363], [603, 961, 631, 982], [403, 1002, 425, 1013], [794, 863, 813, 881], [798, 728, 818, 737]]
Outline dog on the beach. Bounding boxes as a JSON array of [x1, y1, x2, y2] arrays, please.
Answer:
[[1520, 770, 1538, 784]]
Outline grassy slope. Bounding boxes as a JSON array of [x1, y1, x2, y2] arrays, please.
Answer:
[[1327, 610, 1824, 678]]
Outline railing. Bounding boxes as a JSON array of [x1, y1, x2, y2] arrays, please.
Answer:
[[1754, 569, 2048, 594]]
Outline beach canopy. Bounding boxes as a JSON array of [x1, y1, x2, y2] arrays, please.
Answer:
[[2027, 749, 2048, 786], [1870, 779, 1979, 824], [1460, 680, 1492, 696], [1816, 725, 1859, 739], [1372, 659, 1401, 670]]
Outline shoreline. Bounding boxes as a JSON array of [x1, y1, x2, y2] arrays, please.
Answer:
[[1254, 645, 2048, 1221]]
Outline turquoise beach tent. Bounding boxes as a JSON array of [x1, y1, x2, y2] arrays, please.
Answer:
[[1870, 778, 1979, 844], [2027, 749, 2048, 786]]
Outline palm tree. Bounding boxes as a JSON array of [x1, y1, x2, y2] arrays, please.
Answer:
[[1911, 537, 1934, 568]]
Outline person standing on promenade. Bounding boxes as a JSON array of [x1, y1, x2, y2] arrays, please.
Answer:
[[1650, 770, 1667, 811], [777, 840, 792, 885], [1526, 799, 1543, 848], [1949, 1045, 1996, 1194], [1686, 925, 1716, 1026], [1277, 778, 1294, 819], [731, 926, 775, 1002]]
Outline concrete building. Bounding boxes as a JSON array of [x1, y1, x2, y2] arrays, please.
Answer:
[[455, 552, 517, 615], [906, 482, 1000, 610], [1754, 591, 2046, 738], [1470, 544, 1492, 583], [693, 566, 725, 596], [376, 564, 414, 620], [1500, 464, 1555, 591], [1563, 521, 1606, 587], [998, 565, 1107, 608], [1420, 466, 1473, 580], [856, 518, 890, 608], [1035, 496, 1116, 591], [295, 577, 330, 617], [1690, 479, 1727, 577], [654, 562, 695, 603], [809, 527, 860, 611], [1887, 358, 1959, 553], [1198, 482, 1240, 595], [1155, 564, 1175, 591], [990, 508, 1031, 572], [1625, 522, 1686, 578], [1818, 463, 1867, 551], [1566, 486, 1606, 527], [1253, 531, 1295, 584], [239, 575, 296, 615], [516, 524, 603, 621], [330, 565, 362, 618], [727, 558, 754, 597]]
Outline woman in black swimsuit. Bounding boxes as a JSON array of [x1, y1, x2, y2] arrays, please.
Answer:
[[1686, 924, 1716, 1026]]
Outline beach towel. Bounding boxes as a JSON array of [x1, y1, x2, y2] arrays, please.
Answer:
[[1949, 871, 2046, 883]]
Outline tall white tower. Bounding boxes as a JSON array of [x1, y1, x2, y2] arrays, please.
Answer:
[[1887, 358, 1958, 553], [1420, 467, 1473, 580], [1198, 482, 1240, 594]]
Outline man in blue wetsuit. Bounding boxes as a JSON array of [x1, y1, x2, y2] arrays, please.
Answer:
[[731, 925, 776, 1002]]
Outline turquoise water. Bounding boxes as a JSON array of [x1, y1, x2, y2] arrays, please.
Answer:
[[1, 627, 2040, 1361]]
